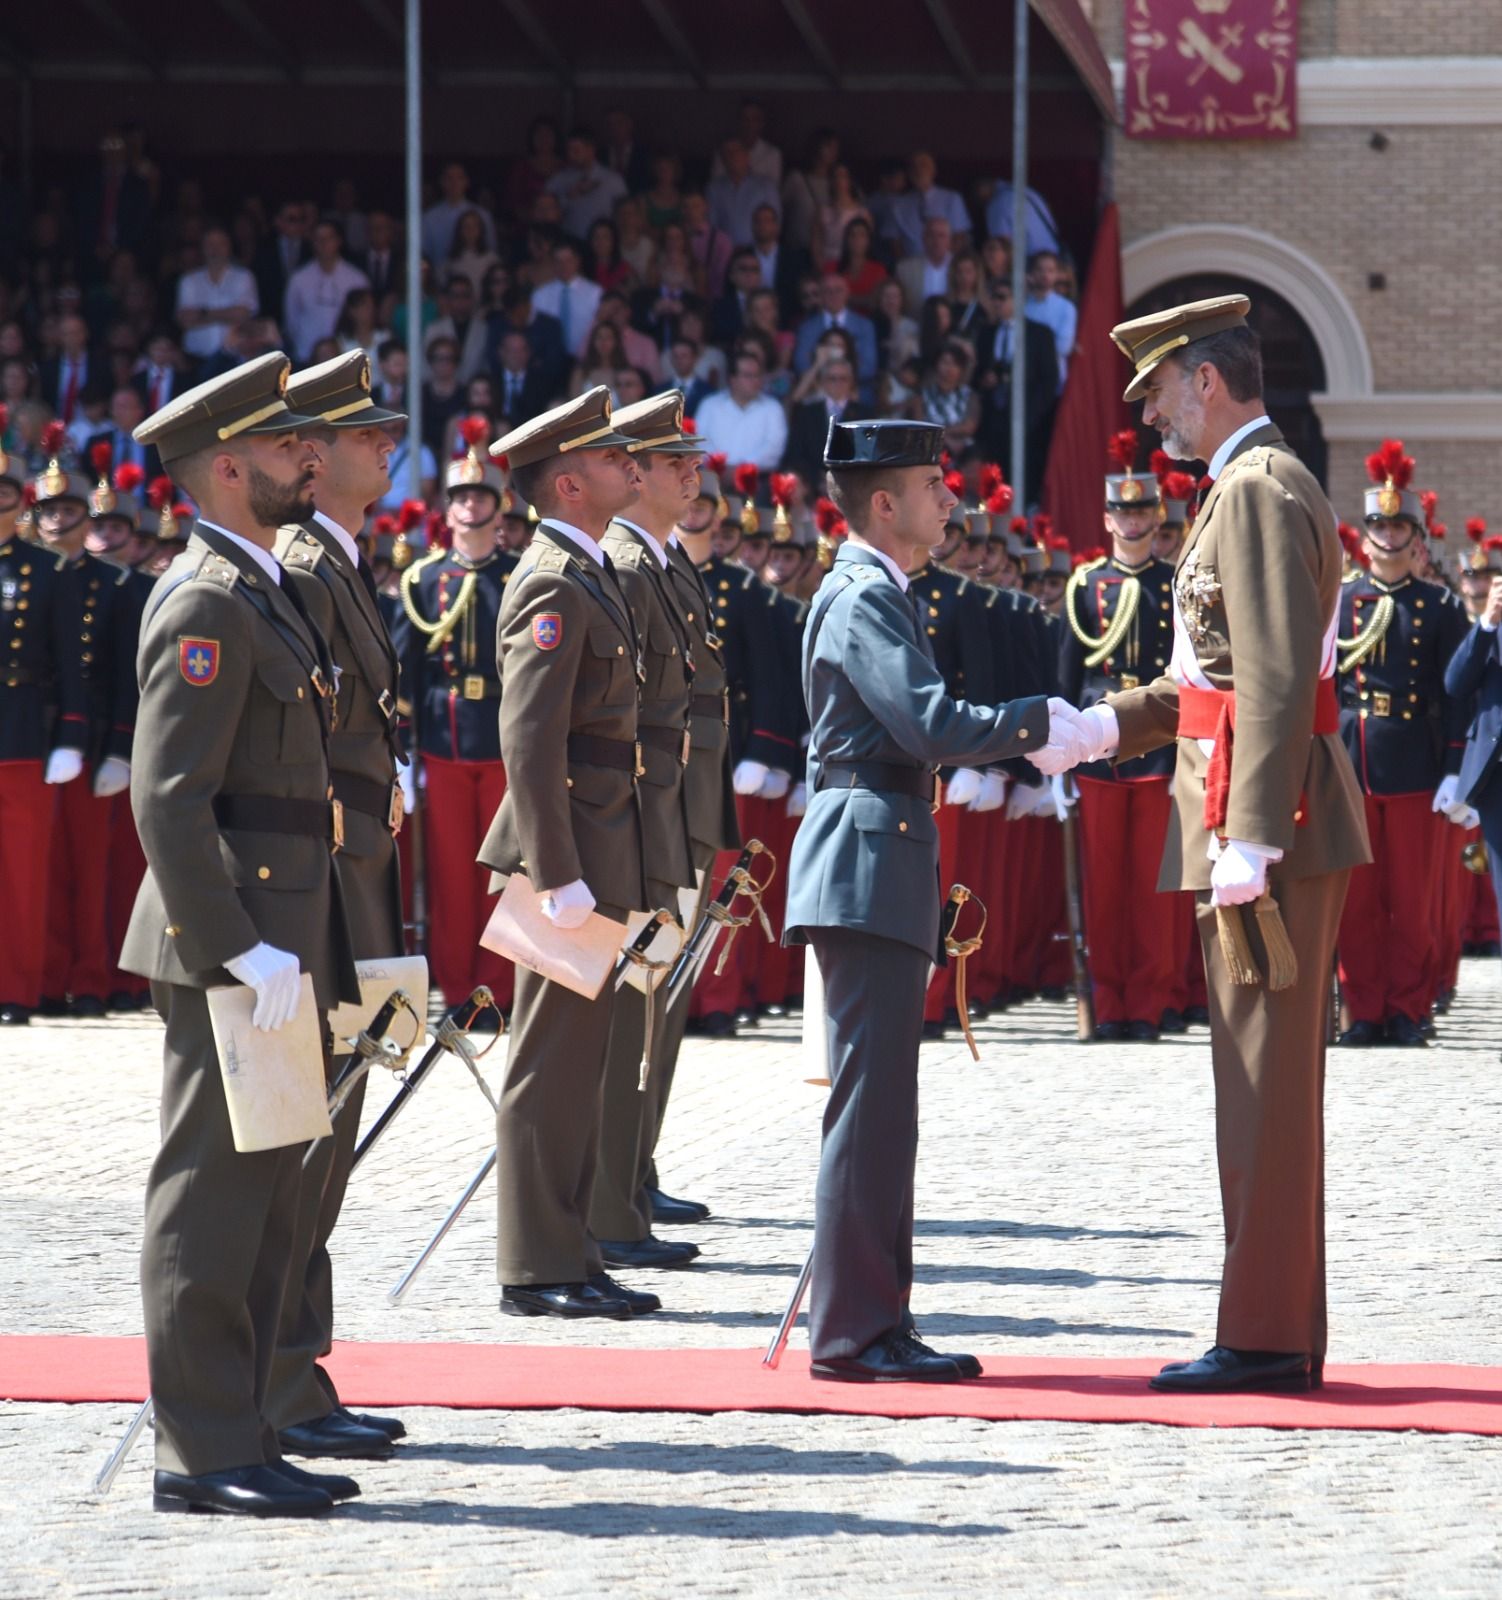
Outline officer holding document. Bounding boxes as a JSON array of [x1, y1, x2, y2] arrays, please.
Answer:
[[124, 353, 360, 1517]]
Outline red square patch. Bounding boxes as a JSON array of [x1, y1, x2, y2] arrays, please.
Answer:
[[178, 636, 220, 686], [532, 612, 563, 651]]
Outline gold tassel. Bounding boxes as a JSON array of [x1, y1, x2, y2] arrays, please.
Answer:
[[1216, 904, 1262, 986], [638, 975, 657, 1092], [1253, 892, 1299, 991]]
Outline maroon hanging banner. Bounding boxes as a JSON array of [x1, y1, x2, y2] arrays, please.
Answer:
[[1124, 0, 1298, 140]]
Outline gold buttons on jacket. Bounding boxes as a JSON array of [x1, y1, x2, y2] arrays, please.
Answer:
[[1018, 727, 1029, 739], [617, 645, 625, 655], [257, 866, 271, 880], [166, 924, 181, 937], [898, 821, 908, 832]]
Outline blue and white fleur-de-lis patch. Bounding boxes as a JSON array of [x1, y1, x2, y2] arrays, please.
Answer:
[[178, 636, 220, 686]]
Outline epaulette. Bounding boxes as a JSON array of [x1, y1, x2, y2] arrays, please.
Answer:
[[113, 565, 132, 588], [849, 564, 881, 581], [608, 537, 648, 569], [1236, 446, 1274, 472], [279, 529, 327, 573], [399, 544, 446, 597], [518, 543, 571, 581], [1341, 567, 1362, 585], [192, 550, 240, 591]]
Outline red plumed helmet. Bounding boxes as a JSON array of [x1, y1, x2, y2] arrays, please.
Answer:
[[814, 496, 842, 535], [1365, 438, 1414, 489], [397, 498, 427, 532], [114, 463, 145, 493], [1485, 535, 1502, 557], [171, 501, 194, 521], [1421, 489, 1440, 527], [681, 417, 697, 436], [372, 513, 398, 536], [147, 475, 174, 511], [943, 469, 966, 499], [705, 452, 727, 475], [1149, 448, 1171, 480], [979, 463, 1003, 499], [770, 472, 798, 508], [89, 440, 113, 477], [1009, 516, 1028, 536], [457, 414, 489, 452], [1467, 517, 1488, 544], [986, 484, 1014, 516], [733, 463, 758, 497], [1032, 513, 1053, 542], [41, 420, 67, 456], [1161, 470, 1197, 502], [1107, 429, 1138, 472], [424, 508, 449, 548]]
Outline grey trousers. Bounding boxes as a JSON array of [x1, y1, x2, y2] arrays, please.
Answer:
[[805, 926, 930, 1362], [140, 982, 303, 1475]]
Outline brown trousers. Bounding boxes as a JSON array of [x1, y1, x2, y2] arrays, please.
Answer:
[[1196, 867, 1350, 1368]]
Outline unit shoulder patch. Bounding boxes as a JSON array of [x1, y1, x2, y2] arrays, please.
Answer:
[[178, 636, 220, 686], [532, 612, 563, 651]]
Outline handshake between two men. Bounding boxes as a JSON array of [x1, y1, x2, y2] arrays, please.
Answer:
[[1026, 694, 1279, 911]]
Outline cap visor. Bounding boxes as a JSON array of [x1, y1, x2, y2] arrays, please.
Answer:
[[242, 407, 322, 435], [630, 438, 703, 456], [327, 402, 409, 428]]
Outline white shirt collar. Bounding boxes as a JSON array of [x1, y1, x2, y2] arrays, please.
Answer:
[[197, 518, 281, 586], [1207, 414, 1273, 480], [539, 516, 607, 567], [312, 508, 362, 569], [614, 517, 669, 569], [851, 539, 910, 592]]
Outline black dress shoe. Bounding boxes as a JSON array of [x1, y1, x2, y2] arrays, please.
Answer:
[[1158, 1007, 1187, 1034], [699, 1011, 737, 1039], [153, 1464, 333, 1517], [597, 1234, 700, 1269], [647, 1186, 711, 1225], [920, 1020, 945, 1041], [1384, 1015, 1428, 1047], [0, 1004, 30, 1026], [1149, 1345, 1311, 1393], [278, 1412, 395, 1460], [1434, 986, 1455, 1016], [1184, 1005, 1211, 1026], [34, 995, 67, 1018], [761, 1003, 788, 1019], [333, 1404, 405, 1442], [500, 1281, 632, 1319], [107, 989, 137, 1012], [1093, 1021, 1126, 1042], [1037, 985, 1069, 1003], [272, 1459, 360, 1501], [1478, 940, 1501, 958], [1339, 1019, 1382, 1047], [734, 1008, 758, 1029], [902, 1329, 982, 1379], [1126, 1019, 1160, 1042], [587, 1270, 661, 1315], [69, 994, 106, 1019], [813, 1331, 965, 1384]]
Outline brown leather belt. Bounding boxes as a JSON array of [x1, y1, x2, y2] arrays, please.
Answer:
[[567, 732, 641, 773], [332, 771, 401, 828], [214, 793, 345, 851], [638, 723, 691, 765], [691, 691, 729, 724], [815, 760, 938, 804]]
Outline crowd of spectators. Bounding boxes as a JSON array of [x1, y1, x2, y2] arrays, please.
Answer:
[[0, 108, 1082, 512]]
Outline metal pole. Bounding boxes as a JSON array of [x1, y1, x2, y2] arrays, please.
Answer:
[[404, 0, 424, 496], [1009, 0, 1030, 511]]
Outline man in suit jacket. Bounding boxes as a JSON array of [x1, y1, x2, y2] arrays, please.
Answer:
[[353, 210, 401, 308], [978, 287, 1059, 493], [253, 202, 313, 327], [1445, 541, 1502, 934], [268, 351, 410, 1462], [749, 203, 812, 324], [1033, 296, 1370, 1395], [126, 352, 360, 1517], [783, 356, 866, 482], [493, 329, 553, 427], [39, 314, 101, 427], [792, 275, 878, 396], [784, 419, 1049, 1384]]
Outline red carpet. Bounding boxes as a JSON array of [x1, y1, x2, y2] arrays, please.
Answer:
[[5, 1336, 1502, 1435]]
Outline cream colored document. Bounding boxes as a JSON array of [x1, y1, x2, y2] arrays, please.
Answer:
[[208, 974, 332, 1153]]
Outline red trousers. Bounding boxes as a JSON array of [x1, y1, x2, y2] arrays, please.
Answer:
[[924, 801, 966, 1021], [1075, 777, 1179, 1025], [0, 760, 56, 1008], [1464, 838, 1500, 944], [106, 793, 149, 997], [1338, 791, 1443, 1025], [975, 811, 1015, 1004], [1000, 814, 1070, 992], [1432, 819, 1469, 1001], [1167, 891, 1208, 1014], [42, 768, 113, 1003], [422, 755, 514, 1011]]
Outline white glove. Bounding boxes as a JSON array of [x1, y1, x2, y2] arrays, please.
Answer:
[[1005, 781, 1044, 820], [540, 877, 596, 930], [758, 767, 791, 801], [1209, 839, 1271, 908], [786, 781, 808, 818], [92, 756, 131, 798], [733, 759, 769, 796], [395, 758, 416, 813], [944, 767, 983, 808], [224, 942, 303, 1032], [1048, 774, 1076, 821], [44, 747, 85, 785], [1027, 699, 1117, 777], [970, 771, 1007, 813], [1433, 775, 1460, 815]]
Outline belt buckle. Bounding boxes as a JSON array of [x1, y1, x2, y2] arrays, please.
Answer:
[[634, 741, 645, 779], [309, 665, 329, 699], [1372, 691, 1392, 717], [720, 689, 730, 728], [1119, 673, 1140, 691], [377, 688, 396, 720], [388, 781, 405, 835], [930, 772, 941, 814], [462, 674, 485, 701], [330, 798, 345, 854]]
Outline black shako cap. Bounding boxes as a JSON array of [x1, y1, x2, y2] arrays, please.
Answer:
[[823, 418, 945, 470]]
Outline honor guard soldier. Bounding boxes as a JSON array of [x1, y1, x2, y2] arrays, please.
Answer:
[[0, 422, 87, 1025], [1058, 433, 1178, 1040], [264, 350, 410, 1460], [1037, 294, 1370, 1394], [393, 417, 518, 1013], [124, 352, 361, 1517], [785, 419, 1051, 1382], [1334, 442, 1469, 1046], [34, 430, 136, 1018], [589, 391, 704, 1277], [476, 387, 656, 1322]]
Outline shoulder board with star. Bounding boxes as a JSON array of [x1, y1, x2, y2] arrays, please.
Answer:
[[279, 528, 328, 573], [191, 550, 241, 591]]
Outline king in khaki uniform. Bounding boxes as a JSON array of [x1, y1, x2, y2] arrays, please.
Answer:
[[476, 387, 657, 1321], [264, 349, 410, 1460], [125, 352, 361, 1516], [1032, 296, 1371, 1394]]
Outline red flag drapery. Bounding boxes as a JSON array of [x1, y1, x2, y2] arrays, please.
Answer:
[[1041, 201, 1131, 552]]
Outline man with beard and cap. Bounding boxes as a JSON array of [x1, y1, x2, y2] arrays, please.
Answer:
[[262, 350, 411, 1462], [1333, 442, 1469, 1047], [125, 351, 361, 1516], [1032, 294, 1370, 1395], [1057, 432, 1177, 1042], [475, 386, 658, 1322]]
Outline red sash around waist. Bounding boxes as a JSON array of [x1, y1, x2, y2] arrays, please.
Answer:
[[1176, 678, 1339, 832]]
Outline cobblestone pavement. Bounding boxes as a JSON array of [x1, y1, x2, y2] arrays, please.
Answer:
[[4, 959, 1502, 1596]]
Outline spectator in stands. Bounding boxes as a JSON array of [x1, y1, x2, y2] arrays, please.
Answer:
[[67, 382, 111, 455], [546, 128, 627, 240], [570, 320, 631, 402], [886, 151, 970, 259], [587, 218, 632, 295], [743, 288, 794, 397], [834, 216, 888, 314], [390, 257, 437, 343], [192, 314, 282, 382], [747, 203, 810, 323], [353, 208, 400, 310], [639, 223, 700, 347], [424, 272, 489, 383], [613, 366, 650, 410], [909, 338, 980, 455], [175, 224, 258, 361], [595, 290, 661, 384], [710, 249, 763, 347], [711, 99, 783, 185], [681, 191, 733, 300], [420, 337, 465, 456], [707, 141, 780, 248], [88, 385, 153, 475], [447, 206, 500, 294], [374, 338, 408, 410], [38, 313, 98, 425], [662, 335, 714, 417], [378, 418, 437, 511], [783, 353, 867, 482], [1024, 249, 1076, 387], [325, 176, 368, 255], [695, 347, 786, 470], [498, 283, 568, 398], [479, 262, 513, 339], [134, 328, 184, 413], [947, 250, 996, 354], [794, 271, 877, 396], [253, 199, 311, 319], [916, 294, 955, 372], [494, 328, 550, 425], [508, 116, 563, 218], [1, 357, 32, 412], [615, 197, 656, 285], [976, 281, 1058, 493], [284, 218, 369, 360], [531, 237, 602, 359], [814, 164, 871, 271], [421, 161, 496, 264], [644, 153, 684, 232], [782, 127, 840, 255], [602, 107, 652, 195], [334, 286, 389, 368], [982, 181, 1061, 260], [896, 216, 955, 317], [872, 277, 919, 376], [789, 326, 859, 406], [981, 235, 1013, 297], [75, 130, 154, 276]]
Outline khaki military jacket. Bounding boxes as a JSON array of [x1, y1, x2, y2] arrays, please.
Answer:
[[477, 523, 648, 921], [275, 516, 404, 957], [1109, 424, 1370, 891], [121, 524, 358, 1006]]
